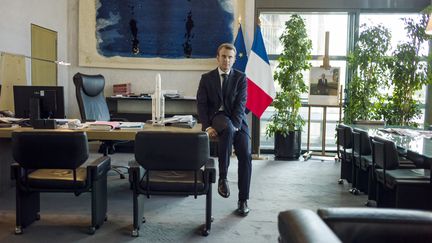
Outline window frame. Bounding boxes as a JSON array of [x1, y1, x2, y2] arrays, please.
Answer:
[[253, 4, 430, 154]]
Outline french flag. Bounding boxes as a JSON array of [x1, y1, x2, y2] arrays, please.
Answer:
[[245, 26, 276, 118]]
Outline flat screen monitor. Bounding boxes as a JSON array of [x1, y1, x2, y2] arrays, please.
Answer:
[[13, 85, 65, 119]]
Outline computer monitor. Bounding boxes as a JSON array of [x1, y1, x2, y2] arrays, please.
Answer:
[[13, 85, 65, 119]]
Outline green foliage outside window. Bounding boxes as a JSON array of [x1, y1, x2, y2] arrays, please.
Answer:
[[345, 24, 392, 124], [345, 13, 432, 127], [384, 15, 432, 126]]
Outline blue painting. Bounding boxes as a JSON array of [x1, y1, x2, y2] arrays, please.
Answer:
[[95, 0, 235, 59]]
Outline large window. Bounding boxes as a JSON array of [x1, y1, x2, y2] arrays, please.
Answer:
[[261, 13, 348, 56], [359, 13, 428, 125], [359, 14, 429, 56], [258, 11, 428, 152], [260, 13, 349, 151]]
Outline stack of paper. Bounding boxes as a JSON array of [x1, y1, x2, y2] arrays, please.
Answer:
[[87, 121, 120, 130], [119, 122, 144, 129], [163, 115, 196, 128], [0, 117, 23, 124]]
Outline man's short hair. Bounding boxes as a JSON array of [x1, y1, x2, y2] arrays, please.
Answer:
[[217, 43, 237, 55]]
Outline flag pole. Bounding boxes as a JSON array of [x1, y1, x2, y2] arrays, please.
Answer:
[[251, 16, 268, 161]]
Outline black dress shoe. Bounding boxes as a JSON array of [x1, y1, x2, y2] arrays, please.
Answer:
[[218, 179, 230, 198], [237, 200, 249, 216]]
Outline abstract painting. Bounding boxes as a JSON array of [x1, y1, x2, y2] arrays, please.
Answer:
[[79, 0, 244, 70]]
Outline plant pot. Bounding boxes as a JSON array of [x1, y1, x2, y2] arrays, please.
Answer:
[[274, 130, 301, 160]]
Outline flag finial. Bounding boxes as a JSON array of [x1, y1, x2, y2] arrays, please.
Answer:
[[257, 16, 261, 26]]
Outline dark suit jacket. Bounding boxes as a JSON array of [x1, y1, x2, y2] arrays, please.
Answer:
[[196, 68, 248, 132]]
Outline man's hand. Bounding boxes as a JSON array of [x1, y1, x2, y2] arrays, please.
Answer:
[[206, 127, 218, 138]]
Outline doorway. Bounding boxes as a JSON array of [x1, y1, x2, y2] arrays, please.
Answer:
[[31, 24, 57, 86]]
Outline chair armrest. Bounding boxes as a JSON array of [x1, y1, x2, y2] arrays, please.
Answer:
[[204, 158, 216, 183], [318, 208, 432, 243], [128, 160, 145, 182], [278, 209, 341, 243], [10, 162, 21, 180], [87, 156, 111, 179]]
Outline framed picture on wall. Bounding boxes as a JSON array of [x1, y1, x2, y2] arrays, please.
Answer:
[[78, 0, 245, 70], [308, 66, 340, 106]]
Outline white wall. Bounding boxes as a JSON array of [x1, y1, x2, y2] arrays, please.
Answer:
[[67, 0, 254, 119], [0, 0, 69, 110], [0, 0, 254, 119]]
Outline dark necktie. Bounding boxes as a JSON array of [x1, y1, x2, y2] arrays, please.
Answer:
[[221, 73, 228, 99]]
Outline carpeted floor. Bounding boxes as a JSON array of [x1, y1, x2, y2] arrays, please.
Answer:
[[0, 149, 367, 243]]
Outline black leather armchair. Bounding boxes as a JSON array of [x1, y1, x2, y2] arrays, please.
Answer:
[[129, 131, 215, 237], [278, 208, 432, 243], [11, 131, 110, 234], [371, 136, 431, 209], [73, 72, 128, 178]]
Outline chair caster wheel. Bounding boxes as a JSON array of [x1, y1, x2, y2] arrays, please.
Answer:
[[88, 226, 96, 235], [142, 217, 146, 223], [36, 213, 41, 220], [15, 226, 23, 235], [349, 188, 359, 195], [132, 229, 139, 237], [104, 215, 108, 221], [202, 228, 210, 236], [211, 216, 214, 222], [338, 179, 343, 184]]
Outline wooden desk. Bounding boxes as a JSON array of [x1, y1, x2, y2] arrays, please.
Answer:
[[0, 124, 203, 193], [348, 124, 432, 160], [0, 124, 202, 140], [106, 96, 197, 122]]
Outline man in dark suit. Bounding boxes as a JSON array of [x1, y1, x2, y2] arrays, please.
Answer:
[[196, 43, 252, 216], [317, 73, 328, 95]]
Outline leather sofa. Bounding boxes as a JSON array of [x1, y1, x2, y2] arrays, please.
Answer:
[[278, 207, 432, 243]]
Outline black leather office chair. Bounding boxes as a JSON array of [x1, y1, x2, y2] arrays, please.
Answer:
[[129, 131, 215, 237], [73, 72, 111, 122], [11, 131, 110, 234], [73, 72, 127, 178]]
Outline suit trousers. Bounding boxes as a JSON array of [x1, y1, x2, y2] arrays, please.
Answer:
[[217, 119, 252, 201]]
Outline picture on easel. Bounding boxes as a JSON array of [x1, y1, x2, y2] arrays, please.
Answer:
[[308, 66, 340, 106]]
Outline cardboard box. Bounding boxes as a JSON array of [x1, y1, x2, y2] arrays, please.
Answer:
[[113, 83, 131, 95]]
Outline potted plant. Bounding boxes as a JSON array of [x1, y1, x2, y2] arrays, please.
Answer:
[[266, 14, 312, 160], [344, 24, 392, 124]]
